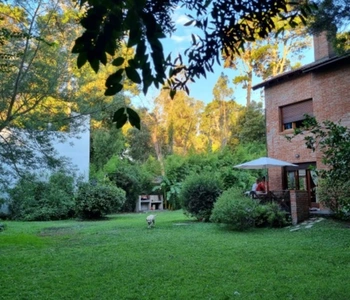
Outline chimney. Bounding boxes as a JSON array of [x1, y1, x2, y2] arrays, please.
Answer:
[[313, 32, 336, 61]]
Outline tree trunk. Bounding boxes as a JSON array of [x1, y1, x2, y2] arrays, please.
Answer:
[[152, 132, 165, 176], [246, 70, 253, 106]]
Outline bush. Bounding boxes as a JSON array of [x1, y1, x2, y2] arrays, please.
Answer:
[[210, 188, 257, 230], [254, 203, 290, 228], [180, 173, 222, 221], [317, 178, 350, 220], [105, 160, 154, 212], [152, 176, 182, 210], [8, 172, 75, 221], [75, 183, 125, 219], [210, 188, 291, 230]]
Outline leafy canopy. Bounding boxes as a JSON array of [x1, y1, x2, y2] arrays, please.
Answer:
[[72, 0, 313, 98], [307, 0, 350, 53]]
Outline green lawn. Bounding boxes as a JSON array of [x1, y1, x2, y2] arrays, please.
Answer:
[[0, 210, 349, 300]]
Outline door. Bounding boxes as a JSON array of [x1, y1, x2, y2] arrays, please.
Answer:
[[284, 162, 316, 206]]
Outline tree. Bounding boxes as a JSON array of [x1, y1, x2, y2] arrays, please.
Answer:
[[125, 108, 156, 163], [0, 1, 140, 186], [138, 103, 167, 176], [223, 20, 311, 106], [211, 73, 235, 149], [90, 126, 125, 170], [72, 0, 313, 125], [231, 101, 266, 145], [0, 2, 27, 73], [0, 0, 83, 185], [74, 44, 141, 130], [307, 0, 350, 53], [158, 90, 203, 154], [200, 73, 240, 151], [287, 115, 350, 217]]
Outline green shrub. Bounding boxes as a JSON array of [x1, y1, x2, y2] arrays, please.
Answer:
[[105, 160, 154, 212], [164, 154, 191, 182], [180, 173, 222, 221], [254, 203, 290, 228], [210, 188, 257, 230], [317, 178, 350, 220], [152, 176, 182, 210], [75, 183, 125, 219], [210, 188, 290, 230], [8, 172, 75, 221], [219, 167, 253, 191]]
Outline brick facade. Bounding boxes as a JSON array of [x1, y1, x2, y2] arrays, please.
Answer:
[[264, 58, 350, 192], [253, 35, 350, 223]]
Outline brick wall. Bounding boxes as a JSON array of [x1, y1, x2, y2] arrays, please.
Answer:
[[264, 73, 316, 191], [264, 59, 350, 192], [290, 190, 309, 225]]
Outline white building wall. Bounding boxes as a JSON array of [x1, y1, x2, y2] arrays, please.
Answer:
[[52, 115, 90, 181], [0, 114, 90, 214]]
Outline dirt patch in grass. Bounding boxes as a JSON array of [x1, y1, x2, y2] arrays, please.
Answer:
[[173, 222, 195, 226], [39, 226, 75, 236]]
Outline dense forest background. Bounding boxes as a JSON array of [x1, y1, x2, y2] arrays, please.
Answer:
[[1, 0, 348, 212]]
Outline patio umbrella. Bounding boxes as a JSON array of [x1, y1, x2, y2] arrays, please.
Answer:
[[234, 157, 298, 169], [234, 157, 298, 192]]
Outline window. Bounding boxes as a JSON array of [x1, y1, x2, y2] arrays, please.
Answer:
[[284, 122, 293, 130], [280, 100, 313, 131], [287, 170, 306, 190]]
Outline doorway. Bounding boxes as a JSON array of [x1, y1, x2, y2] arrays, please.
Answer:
[[284, 162, 317, 207]]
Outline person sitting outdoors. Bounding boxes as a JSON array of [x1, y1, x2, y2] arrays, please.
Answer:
[[256, 177, 267, 194], [249, 178, 261, 199], [245, 179, 259, 197], [251, 178, 260, 192]]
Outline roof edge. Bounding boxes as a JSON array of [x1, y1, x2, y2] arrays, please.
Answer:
[[253, 52, 350, 90]]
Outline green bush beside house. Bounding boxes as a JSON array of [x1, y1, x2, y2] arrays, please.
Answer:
[[8, 172, 76, 221], [7, 171, 126, 221], [211, 188, 291, 230]]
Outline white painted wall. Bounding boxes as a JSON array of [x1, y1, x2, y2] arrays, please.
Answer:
[[52, 115, 90, 182], [0, 114, 90, 214]]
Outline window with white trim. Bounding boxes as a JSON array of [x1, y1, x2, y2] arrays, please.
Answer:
[[280, 99, 313, 131]]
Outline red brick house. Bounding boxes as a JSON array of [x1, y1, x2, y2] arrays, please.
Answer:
[[253, 33, 350, 213]]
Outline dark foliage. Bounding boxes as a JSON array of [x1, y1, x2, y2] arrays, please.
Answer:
[[180, 173, 222, 221], [126, 124, 156, 163], [73, 0, 312, 127], [8, 172, 76, 221], [75, 183, 126, 220], [307, 0, 350, 53], [254, 203, 291, 228], [108, 163, 154, 212]]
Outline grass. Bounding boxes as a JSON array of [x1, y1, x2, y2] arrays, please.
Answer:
[[0, 210, 349, 300]]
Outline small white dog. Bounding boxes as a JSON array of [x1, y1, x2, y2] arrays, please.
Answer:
[[146, 214, 156, 228]]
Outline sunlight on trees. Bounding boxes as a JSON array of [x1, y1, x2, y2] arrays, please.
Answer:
[[223, 17, 311, 106], [71, 0, 315, 126], [0, 0, 139, 185], [3, 0, 343, 214]]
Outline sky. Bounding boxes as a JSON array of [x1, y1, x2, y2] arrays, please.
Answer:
[[132, 6, 315, 109]]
